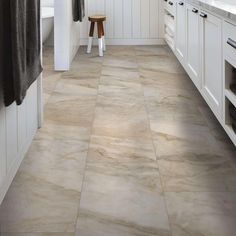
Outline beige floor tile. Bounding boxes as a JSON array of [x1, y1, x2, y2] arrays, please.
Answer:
[[158, 153, 236, 192], [75, 135, 171, 236], [0, 171, 80, 232], [1, 45, 236, 236], [1, 233, 74, 236], [166, 192, 236, 236]]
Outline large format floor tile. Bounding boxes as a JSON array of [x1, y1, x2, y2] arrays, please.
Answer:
[[166, 192, 236, 236], [75, 135, 171, 236], [0, 46, 235, 236]]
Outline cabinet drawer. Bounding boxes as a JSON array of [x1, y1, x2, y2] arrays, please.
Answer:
[[164, 0, 175, 16], [224, 21, 236, 64]]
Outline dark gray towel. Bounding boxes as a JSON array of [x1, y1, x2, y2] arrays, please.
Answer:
[[0, 0, 42, 106], [72, 0, 85, 22]]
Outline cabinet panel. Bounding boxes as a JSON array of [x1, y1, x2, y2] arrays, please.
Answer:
[[186, 4, 201, 87], [176, 0, 186, 63], [201, 12, 222, 118]]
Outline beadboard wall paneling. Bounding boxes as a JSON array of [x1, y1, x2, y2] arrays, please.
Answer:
[[80, 0, 164, 45], [0, 81, 39, 204]]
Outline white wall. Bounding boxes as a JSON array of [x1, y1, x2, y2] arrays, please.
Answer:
[[42, 0, 54, 7], [80, 0, 164, 45], [54, 0, 80, 70]]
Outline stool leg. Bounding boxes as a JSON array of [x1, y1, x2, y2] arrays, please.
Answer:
[[97, 22, 103, 57], [101, 22, 106, 52], [87, 22, 95, 54]]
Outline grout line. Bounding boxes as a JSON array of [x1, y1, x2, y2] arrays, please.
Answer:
[[134, 45, 174, 236], [73, 54, 103, 235]]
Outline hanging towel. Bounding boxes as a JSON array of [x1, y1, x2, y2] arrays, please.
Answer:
[[72, 0, 85, 22], [0, 0, 42, 106]]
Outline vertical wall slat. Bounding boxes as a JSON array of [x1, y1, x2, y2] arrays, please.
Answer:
[[105, 0, 114, 38], [132, 0, 141, 39], [141, 0, 150, 38], [123, 0, 132, 39], [114, 0, 123, 38], [150, 0, 159, 38]]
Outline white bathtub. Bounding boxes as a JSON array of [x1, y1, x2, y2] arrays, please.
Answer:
[[42, 7, 54, 43]]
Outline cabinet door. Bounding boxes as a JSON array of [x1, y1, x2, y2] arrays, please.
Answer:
[[186, 4, 201, 88], [200, 11, 222, 118], [176, 0, 186, 63]]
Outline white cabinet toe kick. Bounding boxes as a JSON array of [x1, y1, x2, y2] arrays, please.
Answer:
[[163, 0, 236, 146]]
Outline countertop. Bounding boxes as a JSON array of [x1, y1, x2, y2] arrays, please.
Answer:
[[186, 0, 236, 23]]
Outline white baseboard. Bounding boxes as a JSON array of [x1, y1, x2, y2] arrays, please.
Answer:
[[80, 38, 166, 46]]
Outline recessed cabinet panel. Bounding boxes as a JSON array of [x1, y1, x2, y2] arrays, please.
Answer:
[[176, 0, 186, 63], [186, 4, 201, 87], [201, 12, 222, 118]]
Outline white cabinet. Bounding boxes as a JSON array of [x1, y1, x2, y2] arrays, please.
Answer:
[[186, 4, 201, 88], [175, 0, 186, 63], [200, 11, 222, 118]]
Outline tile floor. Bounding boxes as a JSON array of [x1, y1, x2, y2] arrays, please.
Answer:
[[0, 46, 236, 236]]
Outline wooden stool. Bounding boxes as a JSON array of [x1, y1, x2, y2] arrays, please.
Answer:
[[87, 15, 106, 57]]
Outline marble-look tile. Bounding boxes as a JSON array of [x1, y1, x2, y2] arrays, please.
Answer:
[[143, 83, 193, 101], [101, 66, 140, 82], [137, 55, 186, 74], [140, 69, 195, 91], [102, 55, 138, 69], [75, 135, 171, 236], [0, 171, 80, 232], [1, 233, 74, 236], [92, 95, 151, 138], [35, 122, 90, 142], [105, 46, 136, 56], [44, 78, 97, 127], [198, 105, 234, 142], [165, 192, 236, 236], [21, 139, 88, 191], [99, 76, 143, 98], [145, 96, 206, 125], [135, 45, 171, 56], [2, 45, 236, 236], [151, 120, 215, 158], [0, 138, 87, 232], [158, 153, 236, 192]]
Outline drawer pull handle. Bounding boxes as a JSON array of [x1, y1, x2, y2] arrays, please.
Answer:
[[169, 1, 174, 5], [164, 0, 167, 2], [179, 2, 184, 5], [227, 38, 236, 50], [200, 12, 207, 18], [192, 8, 198, 13]]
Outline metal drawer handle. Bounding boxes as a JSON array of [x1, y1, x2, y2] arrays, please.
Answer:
[[192, 8, 198, 13], [200, 12, 207, 18], [179, 1, 184, 5], [168, 1, 174, 5], [227, 38, 236, 50], [164, 0, 167, 2]]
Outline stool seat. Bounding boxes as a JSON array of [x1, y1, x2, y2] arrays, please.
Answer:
[[87, 15, 106, 57], [88, 15, 106, 22]]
